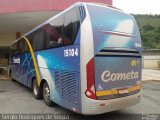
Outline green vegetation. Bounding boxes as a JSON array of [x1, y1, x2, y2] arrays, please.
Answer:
[[133, 14, 160, 50]]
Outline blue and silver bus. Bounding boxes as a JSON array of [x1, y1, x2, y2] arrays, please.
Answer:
[[9, 2, 142, 115]]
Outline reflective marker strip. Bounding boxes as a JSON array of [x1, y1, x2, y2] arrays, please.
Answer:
[[128, 85, 141, 92], [23, 36, 41, 86], [96, 85, 141, 97], [96, 89, 118, 97]]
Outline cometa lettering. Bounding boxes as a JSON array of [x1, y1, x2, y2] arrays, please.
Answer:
[[101, 70, 138, 83], [13, 57, 20, 64]]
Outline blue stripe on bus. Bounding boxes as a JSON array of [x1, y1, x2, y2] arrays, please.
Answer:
[[79, 6, 86, 22], [15, 54, 31, 76]]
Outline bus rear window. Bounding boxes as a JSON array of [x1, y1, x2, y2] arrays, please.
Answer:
[[86, 4, 136, 35]]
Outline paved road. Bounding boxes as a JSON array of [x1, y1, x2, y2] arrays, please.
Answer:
[[0, 80, 160, 120]]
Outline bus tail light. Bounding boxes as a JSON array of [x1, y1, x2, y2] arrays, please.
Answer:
[[85, 58, 96, 99]]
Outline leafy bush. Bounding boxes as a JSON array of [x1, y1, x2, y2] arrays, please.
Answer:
[[134, 14, 160, 50]]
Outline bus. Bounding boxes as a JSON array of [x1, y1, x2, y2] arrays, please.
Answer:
[[9, 2, 142, 115]]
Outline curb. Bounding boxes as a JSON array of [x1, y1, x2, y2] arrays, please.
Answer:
[[142, 80, 160, 83], [0, 77, 11, 81], [0, 79, 11, 81]]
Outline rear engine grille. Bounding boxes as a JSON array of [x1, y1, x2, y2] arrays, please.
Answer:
[[55, 71, 61, 94], [96, 48, 141, 57], [61, 71, 79, 105]]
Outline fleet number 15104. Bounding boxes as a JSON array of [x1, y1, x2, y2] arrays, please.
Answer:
[[64, 48, 79, 57]]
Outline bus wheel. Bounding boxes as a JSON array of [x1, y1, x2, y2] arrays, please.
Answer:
[[43, 82, 52, 106], [32, 78, 42, 99]]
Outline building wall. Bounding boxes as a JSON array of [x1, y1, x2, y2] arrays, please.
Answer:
[[0, 0, 112, 13], [0, 33, 16, 46], [143, 51, 160, 69], [0, 0, 112, 47], [0, 33, 15, 67], [144, 60, 160, 69]]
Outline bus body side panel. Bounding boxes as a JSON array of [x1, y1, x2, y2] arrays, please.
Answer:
[[79, 4, 96, 115], [10, 39, 81, 113], [10, 53, 35, 87], [35, 30, 81, 113], [10, 4, 82, 113]]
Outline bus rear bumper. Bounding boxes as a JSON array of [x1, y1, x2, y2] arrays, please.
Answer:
[[82, 92, 141, 115]]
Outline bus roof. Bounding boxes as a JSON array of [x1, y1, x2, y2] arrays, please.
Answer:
[[10, 2, 126, 46], [10, 2, 84, 46]]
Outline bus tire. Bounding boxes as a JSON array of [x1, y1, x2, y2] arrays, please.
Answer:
[[43, 82, 53, 107], [32, 78, 42, 99]]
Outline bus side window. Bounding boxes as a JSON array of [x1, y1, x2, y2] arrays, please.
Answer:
[[26, 33, 34, 50], [32, 30, 44, 51], [63, 8, 80, 46], [19, 40, 23, 53], [21, 38, 29, 53], [17, 41, 21, 54], [16, 39, 27, 54], [45, 15, 64, 49]]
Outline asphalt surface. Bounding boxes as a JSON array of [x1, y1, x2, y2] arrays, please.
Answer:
[[0, 79, 160, 120]]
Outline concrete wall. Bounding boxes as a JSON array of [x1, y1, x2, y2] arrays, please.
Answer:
[[144, 59, 160, 69], [143, 51, 160, 69], [0, 33, 16, 46]]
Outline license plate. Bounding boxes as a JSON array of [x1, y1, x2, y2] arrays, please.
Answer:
[[118, 89, 129, 94]]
